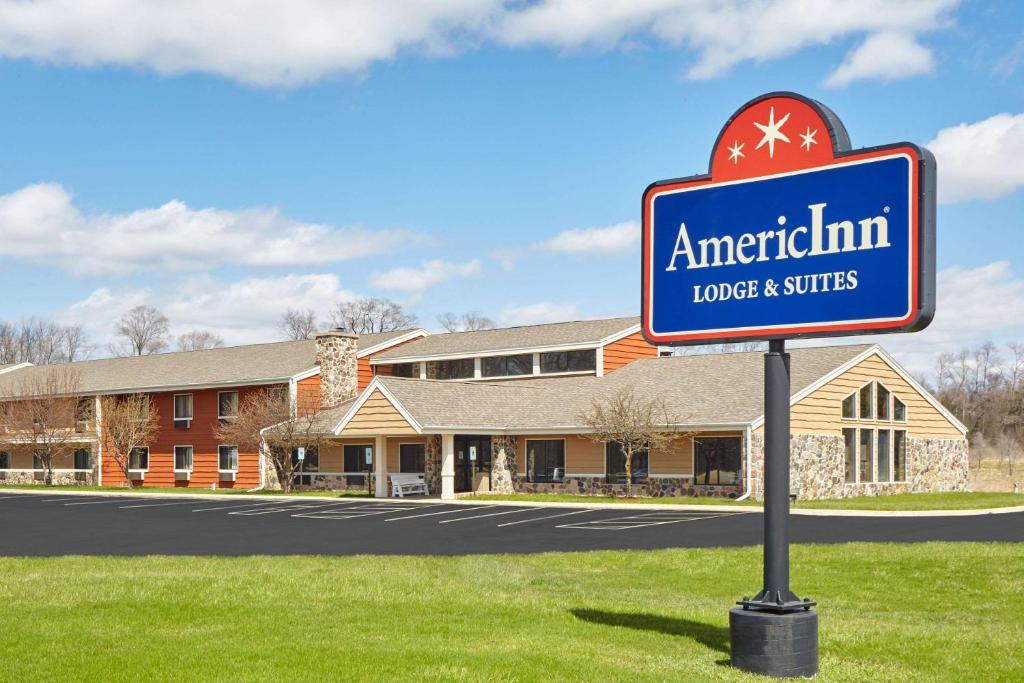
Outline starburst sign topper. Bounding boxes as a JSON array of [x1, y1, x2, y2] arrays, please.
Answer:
[[641, 91, 936, 346]]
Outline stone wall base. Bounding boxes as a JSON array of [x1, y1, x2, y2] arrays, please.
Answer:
[[513, 476, 740, 499], [0, 470, 97, 486]]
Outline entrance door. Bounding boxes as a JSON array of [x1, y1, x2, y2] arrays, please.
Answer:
[[454, 436, 492, 493]]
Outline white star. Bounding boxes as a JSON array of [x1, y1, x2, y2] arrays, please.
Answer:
[[800, 126, 818, 151], [753, 106, 791, 158], [727, 140, 745, 164]]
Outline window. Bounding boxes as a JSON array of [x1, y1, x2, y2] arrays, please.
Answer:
[[694, 437, 742, 486], [76, 397, 94, 423], [129, 447, 149, 471], [427, 359, 474, 380], [482, 353, 533, 378], [526, 439, 565, 483], [859, 384, 874, 420], [0, 451, 9, 469], [33, 450, 47, 469], [843, 428, 857, 483], [344, 444, 374, 472], [391, 363, 419, 378], [400, 443, 425, 473], [894, 430, 907, 482], [173, 394, 194, 421], [605, 441, 648, 483], [218, 445, 238, 471], [893, 397, 907, 422], [290, 446, 318, 471], [877, 384, 890, 421], [859, 429, 873, 482], [841, 393, 856, 419], [540, 349, 596, 374], [218, 391, 239, 420], [877, 430, 891, 483], [174, 445, 193, 472], [73, 448, 91, 470]]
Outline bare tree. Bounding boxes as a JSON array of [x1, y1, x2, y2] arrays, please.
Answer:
[[176, 330, 225, 352], [99, 394, 160, 485], [279, 308, 319, 341], [114, 305, 169, 356], [330, 297, 417, 334], [673, 341, 766, 355], [216, 388, 324, 493], [578, 387, 682, 498], [437, 312, 496, 332], [0, 368, 86, 485], [0, 318, 91, 364]]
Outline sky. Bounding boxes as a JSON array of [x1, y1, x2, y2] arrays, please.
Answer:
[[0, 0, 1021, 376]]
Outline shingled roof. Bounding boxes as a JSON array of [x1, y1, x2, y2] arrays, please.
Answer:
[[331, 343, 873, 432], [373, 316, 640, 361], [0, 329, 417, 396]]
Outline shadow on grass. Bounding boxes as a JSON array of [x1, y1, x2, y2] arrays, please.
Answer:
[[570, 609, 729, 654]]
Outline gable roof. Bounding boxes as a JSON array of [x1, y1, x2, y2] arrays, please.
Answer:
[[333, 343, 876, 433], [372, 316, 641, 362], [0, 329, 420, 397]]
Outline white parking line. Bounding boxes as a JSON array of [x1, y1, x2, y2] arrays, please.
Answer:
[[496, 509, 594, 527], [120, 500, 208, 508], [65, 498, 151, 506], [192, 500, 292, 512], [437, 508, 533, 524], [229, 501, 355, 516], [0, 495, 33, 500], [384, 505, 491, 522], [557, 511, 738, 530], [293, 505, 411, 520], [30, 497, 85, 503]]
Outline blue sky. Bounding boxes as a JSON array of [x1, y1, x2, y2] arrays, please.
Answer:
[[0, 0, 1021, 373]]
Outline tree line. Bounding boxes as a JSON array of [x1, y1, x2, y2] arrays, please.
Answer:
[[2, 297, 496, 365]]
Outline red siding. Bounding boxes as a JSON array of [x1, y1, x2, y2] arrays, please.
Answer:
[[101, 384, 278, 489], [602, 332, 658, 373], [296, 375, 321, 413]]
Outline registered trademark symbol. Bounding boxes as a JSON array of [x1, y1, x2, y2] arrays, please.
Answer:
[[883, 206, 890, 213]]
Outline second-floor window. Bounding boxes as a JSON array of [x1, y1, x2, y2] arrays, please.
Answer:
[[391, 363, 420, 378], [540, 349, 595, 374], [218, 391, 239, 420], [427, 359, 474, 380], [174, 394, 193, 422], [482, 353, 533, 378]]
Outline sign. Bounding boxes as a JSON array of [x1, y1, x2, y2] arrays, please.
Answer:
[[364, 447, 373, 465], [296, 447, 305, 461], [642, 91, 935, 346], [469, 446, 477, 461]]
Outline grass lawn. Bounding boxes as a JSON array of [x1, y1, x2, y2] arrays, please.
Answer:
[[0, 544, 1020, 681], [0, 483, 371, 498], [792, 492, 1024, 511]]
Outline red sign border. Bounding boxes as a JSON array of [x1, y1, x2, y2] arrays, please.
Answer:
[[641, 92, 936, 347]]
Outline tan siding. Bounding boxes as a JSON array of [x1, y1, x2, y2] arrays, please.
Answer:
[[791, 353, 963, 439], [602, 332, 658, 373], [340, 390, 417, 436], [650, 435, 694, 475]]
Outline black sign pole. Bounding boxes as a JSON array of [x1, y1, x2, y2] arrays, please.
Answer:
[[730, 338, 818, 678]]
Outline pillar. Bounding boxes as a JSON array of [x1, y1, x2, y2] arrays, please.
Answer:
[[441, 433, 455, 501], [374, 435, 387, 498]]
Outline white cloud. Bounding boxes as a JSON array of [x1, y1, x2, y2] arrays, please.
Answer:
[[824, 31, 934, 87], [498, 301, 580, 326], [370, 259, 481, 292], [0, 182, 416, 275], [537, 221, 638, 257], [495, 0, 955, 83], [0, 0, 501, 87], [489, 248, 524, 272], [858, 261, 1024, 376], [926, 112, 1024, 203], [0, 0, 956, 87], [62, 273, 355, 347]]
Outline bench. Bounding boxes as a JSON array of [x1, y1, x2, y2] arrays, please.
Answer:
[[390, 473, 429, 498]]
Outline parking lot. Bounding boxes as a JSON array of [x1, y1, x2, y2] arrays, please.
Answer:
[[1, 492, 1020, 556]]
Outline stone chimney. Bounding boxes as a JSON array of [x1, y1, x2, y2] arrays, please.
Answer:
[[315, 328, 359, 407]]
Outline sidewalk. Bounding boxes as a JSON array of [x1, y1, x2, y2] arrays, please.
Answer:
[[2, 487, 1022, 517]]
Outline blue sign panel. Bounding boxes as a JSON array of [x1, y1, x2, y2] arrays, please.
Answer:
[[641, 93, 934, 346]]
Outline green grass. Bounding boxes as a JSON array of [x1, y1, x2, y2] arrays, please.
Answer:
[[0, 483, 370, 498], [793, 492, 1024, 511], [0, 544, 1020, 681]]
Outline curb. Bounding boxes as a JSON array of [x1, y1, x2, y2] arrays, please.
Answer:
[[1, 487, 1021, 517]]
